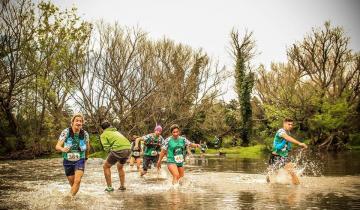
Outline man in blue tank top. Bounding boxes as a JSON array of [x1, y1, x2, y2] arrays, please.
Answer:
[[267, 118, 308, 185]]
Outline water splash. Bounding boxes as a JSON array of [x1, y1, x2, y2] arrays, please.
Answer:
[[265, 149, 324, 184]]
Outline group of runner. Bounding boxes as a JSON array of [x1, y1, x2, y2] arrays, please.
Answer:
[[55, 113, 201, 196], [55, 113, 307, 197]]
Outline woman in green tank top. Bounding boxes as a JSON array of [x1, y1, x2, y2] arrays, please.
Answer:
[[157, 124, 200, 185]]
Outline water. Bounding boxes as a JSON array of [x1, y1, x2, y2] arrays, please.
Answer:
[[1, 150, 360, 209]]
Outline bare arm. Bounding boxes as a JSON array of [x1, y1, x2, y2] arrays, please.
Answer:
[[186, 146, 192, 156], [55, 140, 69, 153], [189, 143, 201, 148], [134, 137, 143, 149], [282, 134, 308, 149], [157, 149, 167, 169]]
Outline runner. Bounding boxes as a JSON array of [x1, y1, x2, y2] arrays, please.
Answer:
[[100, 121, 131, 192], [157, 124, 200, 185], [129, 135, 142, 172], [267, 118, 308, 185], [200, 141, 208, 157], [134, 125, 163, 176], [55, 113, 90, 197]]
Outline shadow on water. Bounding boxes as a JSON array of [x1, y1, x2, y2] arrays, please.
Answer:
[[0, 150, 360, 209]]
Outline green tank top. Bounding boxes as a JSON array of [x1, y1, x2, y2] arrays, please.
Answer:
[[166, 136, 186, 166]]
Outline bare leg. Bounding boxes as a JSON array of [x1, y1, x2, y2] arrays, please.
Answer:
[[116, 163, 125, 187], [70, 170, 84, 196], [178, 166, 185, 184], [141, 158, 148, 176], [129, 157, 135, 169], [103, 161, 113, 187], [284, 163, 300, 185], [167, 164, 180, 184], [136, 158, 141, 171], [178, 167, 185, 179], [66, 175, 75, 187]]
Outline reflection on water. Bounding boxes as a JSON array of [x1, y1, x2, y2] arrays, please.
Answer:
[[1, 151, 360, 209]]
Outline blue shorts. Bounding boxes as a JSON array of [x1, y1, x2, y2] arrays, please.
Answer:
[[63, 159, 85, 176]]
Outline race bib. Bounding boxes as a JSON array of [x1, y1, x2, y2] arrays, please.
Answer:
[[281, 144, 288, 151], [151, 151, 158, 156], [67, 152, 80, 161], [133, 151, 140, 156], [174, 154, 184, 163]]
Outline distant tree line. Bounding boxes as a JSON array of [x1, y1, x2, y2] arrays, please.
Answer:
[[1, 0, 359, 158]]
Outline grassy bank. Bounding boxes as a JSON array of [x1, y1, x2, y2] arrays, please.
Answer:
[[198, 145, 267, 159], [349, 145, 360, 150]]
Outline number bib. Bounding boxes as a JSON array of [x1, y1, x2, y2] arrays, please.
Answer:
[[133, 151, 140, 157], [67, 152, 80, 161], [174, 154, 184, 163], [151, 151, 158, 156]]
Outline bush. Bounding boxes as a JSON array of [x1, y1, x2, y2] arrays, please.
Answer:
[[264, 137, 273, 152], [349, 133, 360, 146], [89, 134, 103, 152]]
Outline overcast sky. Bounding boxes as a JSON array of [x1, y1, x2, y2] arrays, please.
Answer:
[[50, 0, 360, 101]]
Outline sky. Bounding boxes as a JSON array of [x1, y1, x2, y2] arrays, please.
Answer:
[[49, 0, 360, 101]]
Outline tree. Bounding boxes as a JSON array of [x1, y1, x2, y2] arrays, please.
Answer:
[[0, 0, 35, 149], [230, 29, 256, 146], [255, 22, 360, 150], [31, 1, 91, 135], [288, 22, 360, 149]]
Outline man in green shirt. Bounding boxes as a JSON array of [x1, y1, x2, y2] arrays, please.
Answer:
[[268, 118, 308, 185], [100, 121, 131, 192]]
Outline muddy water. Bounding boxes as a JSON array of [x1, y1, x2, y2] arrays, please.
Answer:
[[1, 151, 360, 209]]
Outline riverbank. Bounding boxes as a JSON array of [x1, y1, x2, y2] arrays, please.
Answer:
[[3, 143, 360, 160], [89, 145, 269, 159], [198, 145, 267, 159]]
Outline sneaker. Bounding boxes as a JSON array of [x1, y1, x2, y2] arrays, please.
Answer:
[[105, 186, 114, 192], [118, 186, 126, 191]]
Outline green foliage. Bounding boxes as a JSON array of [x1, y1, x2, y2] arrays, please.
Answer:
[[1, 1, 359, 159], [349, 133, 360, 146], [310, 99, 351, 131], [230, 30, 256, 146], [263, 104, 293, 130], [263, 137, 274, 152], [205, 145, 266, 159], [221, 136, 235, 148], [89, 134, 103, 152]]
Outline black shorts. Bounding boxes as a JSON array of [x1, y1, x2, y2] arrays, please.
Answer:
[[106, 149, 131, 165], [143, 155, 158, 171], [131, 155, 141, 160], [268, 153, 289, 169]]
